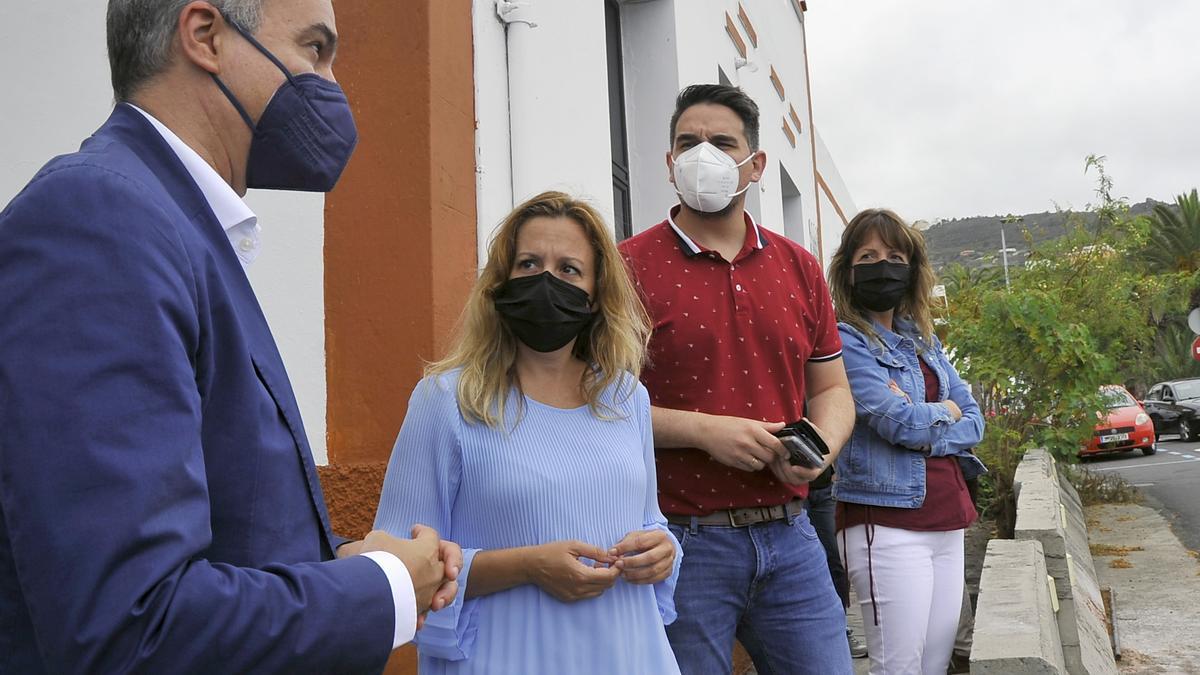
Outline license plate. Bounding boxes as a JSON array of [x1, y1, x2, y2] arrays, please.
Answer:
[[1099, 432, 1129, 443]]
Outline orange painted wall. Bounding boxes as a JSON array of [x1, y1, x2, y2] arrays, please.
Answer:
[[325, 0, 477, 469], [319, 1, 478, 671]]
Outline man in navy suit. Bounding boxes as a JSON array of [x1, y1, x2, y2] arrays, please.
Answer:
[[0, 1, 461, 672]]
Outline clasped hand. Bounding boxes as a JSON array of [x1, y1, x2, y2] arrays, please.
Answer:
[[340, 524, 464, 629], [529, 529, 676, 602]]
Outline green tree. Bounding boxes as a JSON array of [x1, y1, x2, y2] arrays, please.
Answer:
[[942, 159, 1193, 535], [1149, 318, 1200, 383], [946, 246, 1120, 534], [940, 262, 1002, 297], [1139, 189, 1200, 274]]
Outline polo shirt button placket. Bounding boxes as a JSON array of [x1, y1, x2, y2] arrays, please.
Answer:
[[731, 266, 748, 314]]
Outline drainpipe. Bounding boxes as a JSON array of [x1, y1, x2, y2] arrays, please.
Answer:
[[472, 0, 516, 268], [498, 0, 616, 225]]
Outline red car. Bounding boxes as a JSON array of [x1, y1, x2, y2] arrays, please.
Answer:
[[1080, 385, 1157, 458]]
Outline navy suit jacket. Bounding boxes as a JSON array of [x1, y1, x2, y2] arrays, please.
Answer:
[[0, 105, 394, 673]]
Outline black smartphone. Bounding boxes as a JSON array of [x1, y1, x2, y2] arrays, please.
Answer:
[[774, 419, 829, 469]]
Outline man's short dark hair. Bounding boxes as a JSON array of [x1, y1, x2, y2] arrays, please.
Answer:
[[669, 84, 761, 151], [106, 0, 263, 102]]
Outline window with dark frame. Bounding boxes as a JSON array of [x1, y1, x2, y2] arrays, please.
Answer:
[[605, 0, 633, 240]]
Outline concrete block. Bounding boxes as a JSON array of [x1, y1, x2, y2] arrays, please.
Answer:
[[1014, 449, 1118, 675], [971, 539, 1067, 675]]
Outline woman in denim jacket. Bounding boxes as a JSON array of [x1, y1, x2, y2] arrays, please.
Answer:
[[827, 209, 985, 675]]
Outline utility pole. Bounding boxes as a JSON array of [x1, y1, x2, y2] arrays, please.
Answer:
[[999, 215, 1024, 291], [1000, 229, 1010, 290]]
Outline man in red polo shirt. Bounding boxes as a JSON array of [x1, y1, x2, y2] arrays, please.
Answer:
[[620, 84, 856, 674]]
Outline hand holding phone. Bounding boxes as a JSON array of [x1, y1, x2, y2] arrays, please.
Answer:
[[773, 419, 829, 469]]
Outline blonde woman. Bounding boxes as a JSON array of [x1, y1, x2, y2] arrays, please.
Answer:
[[828, 209, 986, 675], [374, 192, 681, 674]]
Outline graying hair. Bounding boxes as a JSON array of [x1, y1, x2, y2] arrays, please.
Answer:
[[107, 0, 264, 101]]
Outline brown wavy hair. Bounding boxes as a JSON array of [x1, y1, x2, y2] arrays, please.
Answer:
[[828, 208, 937, 344], [427, 191, 651, 428]]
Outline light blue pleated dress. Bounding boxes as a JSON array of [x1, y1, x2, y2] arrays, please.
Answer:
[[375, 370, 681, 675]]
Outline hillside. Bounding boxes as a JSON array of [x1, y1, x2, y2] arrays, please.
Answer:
[[922, 199, 1161, 271]]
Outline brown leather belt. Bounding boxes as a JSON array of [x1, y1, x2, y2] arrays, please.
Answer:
[[666, 499, 805, 528]]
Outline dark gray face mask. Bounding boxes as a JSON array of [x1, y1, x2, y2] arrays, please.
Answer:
[[852, 260, 911, 312], [493, 272, 595, 352], [210, 19, 358, 192]]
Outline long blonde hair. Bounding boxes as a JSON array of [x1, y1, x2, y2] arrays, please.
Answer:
[[828, 208, 937, 343], [427, 191, 651, 427]]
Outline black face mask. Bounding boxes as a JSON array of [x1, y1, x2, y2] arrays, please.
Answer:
[[494, 272, 595, 353], [851, 260, 912, 312]]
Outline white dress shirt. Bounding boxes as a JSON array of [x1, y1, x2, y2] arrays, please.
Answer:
[[131, 105, 261, 267], [131, 104, 417, 649]]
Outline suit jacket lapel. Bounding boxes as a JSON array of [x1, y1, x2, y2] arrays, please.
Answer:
[[100, 105, 340, 558]]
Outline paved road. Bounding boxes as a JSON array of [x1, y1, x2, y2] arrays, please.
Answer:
[[1086, 435, 1200, 553]]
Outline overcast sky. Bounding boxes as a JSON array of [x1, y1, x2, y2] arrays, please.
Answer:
[[805, 1, 1200, 223]]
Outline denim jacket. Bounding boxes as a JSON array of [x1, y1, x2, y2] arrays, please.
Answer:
[[832, 317, 987, 508]]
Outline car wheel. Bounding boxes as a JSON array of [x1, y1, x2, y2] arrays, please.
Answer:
[[1142, 445, 1157, 456], [1183, 418, 1198, 442]]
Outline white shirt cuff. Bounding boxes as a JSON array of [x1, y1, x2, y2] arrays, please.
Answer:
[[360, 551, 418, 648]]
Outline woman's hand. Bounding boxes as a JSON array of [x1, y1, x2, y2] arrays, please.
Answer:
[[944, 399, 963, 422], [887, 379, 912, 403], [528, 540, 621, 602], [610, 529, 676, 585]]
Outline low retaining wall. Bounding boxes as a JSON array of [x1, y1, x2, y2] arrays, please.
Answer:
[[972, 449, 1118, 675], [972, 539, 1066, 674]]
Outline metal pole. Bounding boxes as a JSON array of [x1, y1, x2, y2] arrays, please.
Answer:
[[1001, 228, 1011, 291]]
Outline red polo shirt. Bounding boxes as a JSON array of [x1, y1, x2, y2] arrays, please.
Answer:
[[620, 207, 842, 515]]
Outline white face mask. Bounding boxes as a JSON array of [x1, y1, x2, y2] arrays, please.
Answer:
[[671, 142, 756, 213]]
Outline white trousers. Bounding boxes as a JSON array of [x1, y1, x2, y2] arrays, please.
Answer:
[[839, 524, 965, 675]]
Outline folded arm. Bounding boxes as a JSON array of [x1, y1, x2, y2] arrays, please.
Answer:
[[840, 329, 960, 452], [927, 345, 985, 456]]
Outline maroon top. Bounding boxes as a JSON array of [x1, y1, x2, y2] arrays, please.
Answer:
[[837, 357, 977, 532], [620, 207, 843, 515]]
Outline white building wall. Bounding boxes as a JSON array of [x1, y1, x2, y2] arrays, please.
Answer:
[[472, 0, 515, 264], [816, 130, 857, 219], [634, 1, 823, 246], [473, 0, 618, 256], [0, 3, 329, 464], [815, 128, 858, 265], [620, 0, 681, 232], [472, 0, 854, 266]]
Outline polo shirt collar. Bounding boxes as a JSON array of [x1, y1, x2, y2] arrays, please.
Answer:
[[665, 204, 769, 258]]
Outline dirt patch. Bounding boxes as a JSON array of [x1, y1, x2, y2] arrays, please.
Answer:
[[1110, 558, 1134, 569], [1091, 543, 1145, 557], [964, 515, 992, 596], [1117, 647, 1155, 674]]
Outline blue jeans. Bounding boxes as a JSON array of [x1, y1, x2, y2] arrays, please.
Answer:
[[665, 510, 853, 675], [804, 483, 850, 609]]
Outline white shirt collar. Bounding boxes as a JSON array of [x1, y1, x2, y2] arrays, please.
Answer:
[[128, 104, 261, 266]]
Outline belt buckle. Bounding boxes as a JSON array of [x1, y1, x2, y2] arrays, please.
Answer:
[[728, 508, 750, 527]]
